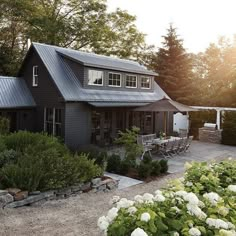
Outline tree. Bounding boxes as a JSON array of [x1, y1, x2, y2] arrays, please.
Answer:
[[0, 0, 149, 76], [151, 24, 194, 104]]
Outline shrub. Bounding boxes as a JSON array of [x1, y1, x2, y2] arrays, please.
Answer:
[[151, 161, 161, 176], [98, 160, 236, 236], [106, 154, 121, 173], [142, 154, 152, 164], [159, 159, 168, 173], [138, 162, 152, 179], [222, 111, 236, 145], [119, 157, 135, 175], [0, 117, 10, 135], [0, 138, 6, 152], [0, 149, 20, 168]]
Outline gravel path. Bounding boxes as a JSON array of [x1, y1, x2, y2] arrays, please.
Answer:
[[0, 173, 182, 236]]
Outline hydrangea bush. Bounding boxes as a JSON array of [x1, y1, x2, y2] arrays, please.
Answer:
[[98, 160, 236, 236]]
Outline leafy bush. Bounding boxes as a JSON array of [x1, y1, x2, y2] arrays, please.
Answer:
[[119, 158, 134, 175], [159, 159, 168, 173], [138, 162, 152, 179], [142, 154, 152, 164], [0, 117, 10, 135], [106, 154, 121, 173], [98, 160, 236, 236], [0, 149, 20, 168], [222, 111, 236, 146], [0, 138, 6, 152], [151, 161, 161, 176]]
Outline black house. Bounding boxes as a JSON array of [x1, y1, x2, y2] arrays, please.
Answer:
[[0, 43, 171, 149]]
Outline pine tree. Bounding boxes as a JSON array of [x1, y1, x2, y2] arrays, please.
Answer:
[[151, 24, 193, 104]]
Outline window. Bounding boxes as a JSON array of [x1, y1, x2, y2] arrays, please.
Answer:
[[32, 66, 38, 87], [44, 108, 62, 136], [108, 73, 121, 87], [141, 76, 151, 89], [126, 75, 137, 88], [88, 70, 103, 86]]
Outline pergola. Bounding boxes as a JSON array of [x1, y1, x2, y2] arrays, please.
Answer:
[[191, 106, 236, 130]]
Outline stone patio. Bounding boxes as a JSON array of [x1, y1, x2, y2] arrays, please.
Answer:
[[152, 140, 236, 173]]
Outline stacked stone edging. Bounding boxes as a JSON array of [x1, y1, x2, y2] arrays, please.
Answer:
[[0, 177, 119, 209], [199, 128, 222, 144]]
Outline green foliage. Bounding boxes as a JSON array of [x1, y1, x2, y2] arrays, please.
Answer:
[[0, 149, 20, 168], [222, 111, 236, 146], [119, 157, 136, 175], [151, 161, 161, 176], [0, 117, 10, 135], [138, 162, 152, 179], [159, 159, 168, 173], [106, 154, 121, 173]]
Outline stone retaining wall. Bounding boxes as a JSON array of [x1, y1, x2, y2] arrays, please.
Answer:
[[199, 128, 222, 144], [0, 177, 119, 209]]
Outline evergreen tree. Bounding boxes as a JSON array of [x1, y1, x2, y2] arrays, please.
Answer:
[[151, 24, 193, 104]]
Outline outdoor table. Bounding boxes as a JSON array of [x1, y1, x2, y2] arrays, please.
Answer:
[[152, 136, 181, 145]]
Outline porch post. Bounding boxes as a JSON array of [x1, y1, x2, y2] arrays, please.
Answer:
[[216, 109, 221, 130], [111, 110, 116, 137]]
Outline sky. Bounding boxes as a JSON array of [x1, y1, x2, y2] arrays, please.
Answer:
[[107, 0, 236, 53]]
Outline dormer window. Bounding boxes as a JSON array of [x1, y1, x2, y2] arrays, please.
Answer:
[[126, 75, 137, 88], [108, 72, 121, 87], [141, 76, 151, 89], [32, 66, 38, 87], [88, 70, 103, 86]]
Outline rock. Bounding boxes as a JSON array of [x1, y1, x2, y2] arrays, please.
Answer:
[[57, 188, 72, 195], [7, 188, 21, 196], [71, 185, 82, 193], [81, 182, 91, 192], [29, 191, 41, 196], [91, 178, 101, 186], [96, 184, 107, 192], [14, 191, 28, 201], [0, 193, 14, 208], [107, 181, 117, 190], [0, 190, 8, 196]]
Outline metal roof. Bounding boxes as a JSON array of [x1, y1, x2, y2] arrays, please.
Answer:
[[32, 43, 169, 102], [0, 77, 36, 108], [88, 102, 149, 107]]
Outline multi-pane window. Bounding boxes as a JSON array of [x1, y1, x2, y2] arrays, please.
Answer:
[[88, 70, 103, 86], [44, 108, 62, 136], [108, 73, 121, 87], [32, 66, 38, 87], [141, 76, 151, 89], [126, 75, 137, 88]]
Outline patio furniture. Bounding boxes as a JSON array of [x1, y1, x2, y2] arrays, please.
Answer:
[[137, 134, 156, 160], [158, 140, 175, 158], [183, 136, 193, 152], [179, 129, 188, 137]]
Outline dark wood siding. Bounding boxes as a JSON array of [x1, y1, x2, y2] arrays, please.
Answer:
[[65, 102, 92, 149], [19, 49, 65, 138]]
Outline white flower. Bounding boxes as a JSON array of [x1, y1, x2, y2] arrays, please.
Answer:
[[154, 190, 163, 195], [228, 222, 236, 230], [110, 195, 120, 204], [187, 204, 207, 220], [97, 216, 109, 231], [173, 232, 179, 236], [179, 177, 185, 182], [116, 198, 134, 209], [189, 227, 201, 236], [184, 192, 199, 205], [106, 207, 118, 223], [134, 195, 144, 203], [198, 201, 205, 208], [228, 185, 236, 192], [186, 181, 193, 187], [154, 194, 166, 202], [203, 192, 220, 205], [171, 206, 181, 213], [206, 218, 229, 229], [219, 229, 236, 236], [219, 207, 229, 216], [131, 227, 148, 236], [184, 162, 192, 169], [175, 190, 188, 197], [128, 206, 137, 215], [143, 193, 154, 203], [140, 212, 151, 222]]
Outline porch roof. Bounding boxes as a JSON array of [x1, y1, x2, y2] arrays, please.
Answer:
[[88, 102, 149, 107]]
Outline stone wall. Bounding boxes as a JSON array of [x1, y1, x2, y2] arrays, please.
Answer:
[[199, 128, 222, 144], [0, 177, 119, 209]]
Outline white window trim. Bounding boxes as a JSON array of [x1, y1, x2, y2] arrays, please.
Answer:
[[88, 69, 104, 86], [125, 74, 137, 88], [108, 72, 122, 87], [32, 65, 38, 87], [141, 76, 151, 89]]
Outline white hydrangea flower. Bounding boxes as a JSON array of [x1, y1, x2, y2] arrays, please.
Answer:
[[128, 206, 137, 215], [175, 190, 188, 197], [179, 177, 185, 182], [184, 192, 199, 205], [206, 218, 229, 229], [154, 190, 163, 195], [184, 162, 192, 169], [186, 181, 193, 187], [140, 212, 151, 222], [219, 207, 229, 216], [187, 204, 207, 220], [116, 198, 134, 209], [198, 200, 205, 208], [173, 232, 179, 236], [219, 229, 236, 236], [228, 185, 236, 192], [143, 193, 154, 203], [228, 222, 236, 230], [171, 206, 181, 213], [97, 216, 109, 231], [131, 227, 148, 236], [154, 194, 166, 202], [110, 195, 120, 205], [203, 192, 220, 205], [134, 195, 144, 203], [189, 227, 201, 236], [106, 207, 118, 223]]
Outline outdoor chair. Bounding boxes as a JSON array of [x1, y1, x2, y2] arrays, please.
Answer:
[[178, 137, 188, 153], [137, 135, 155, 160], [179, 129, 188, 138], [171, 139, 181, 155], [183, 136, 193, 152], [159, 140, 174, 158]]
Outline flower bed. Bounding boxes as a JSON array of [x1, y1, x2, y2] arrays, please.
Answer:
[[98, 160, 236, 236]]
